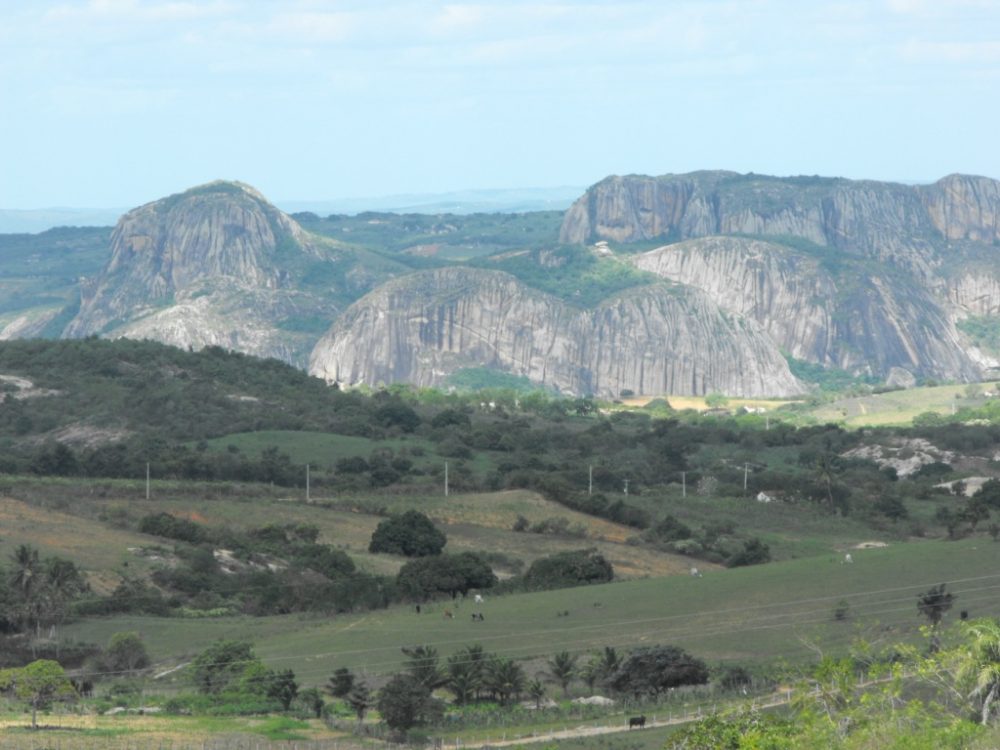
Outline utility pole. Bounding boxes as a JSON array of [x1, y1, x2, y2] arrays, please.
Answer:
[[682, 471, 686, 498], [145, 462, 150, 501], [623, 479, 629, 495], [744, 463, 749, 493], [306, 464, 310, 502], [588, 465, 593, 496], [445, 461, 449, 497]]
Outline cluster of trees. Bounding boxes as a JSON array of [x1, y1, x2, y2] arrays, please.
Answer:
[[6, 339, 1000, 548], [0, 544, 88, 642], [97, 511, 611, 619], [669, 617, 1000, 749], [128, 518, 386, 616], [331, 641, 708, 735], [645, 515, 772, 567]]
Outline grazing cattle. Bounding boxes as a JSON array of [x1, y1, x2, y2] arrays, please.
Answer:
[[415, 604, 421, 614], [844, 553, 853, 564], [628, 715, 646, 729], [690, 567, 702, 577], [471, 612, 485, 621], [474, 594, 484, 604], [443, 609, 454, 619]]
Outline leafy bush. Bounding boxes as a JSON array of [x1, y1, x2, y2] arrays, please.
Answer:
[[369, 511, 447, 557], [522, 549, 614, 590], [397, 552, 497, 600]]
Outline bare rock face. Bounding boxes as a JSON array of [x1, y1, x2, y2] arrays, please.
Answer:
[[632, 237, 835, 363], [559, 172, 996, 256], [308, 267, 805, 397], [63, 181, 344, 366], [631, 237, 984, 381], [559, 172, 1000, 383], [922, 174, 1000, 243]]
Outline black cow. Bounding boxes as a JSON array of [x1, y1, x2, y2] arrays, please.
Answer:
[[628, 715, 646, 729]]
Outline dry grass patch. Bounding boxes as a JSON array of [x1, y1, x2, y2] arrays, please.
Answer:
[[0, 496, 157, 593]]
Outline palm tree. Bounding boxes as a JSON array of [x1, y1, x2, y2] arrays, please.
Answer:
[[403, 645, 446, 689], [460, 644, 488, 701], [545, 650, 578, 697], [485, 657, 525, 706], [526, 678, 546, 709], [10, 544, 40, 596], [9, 545, 42, 640], [447, 650, 481, 705], [597, 646, 622, 685], [958, 619, 1000, 725], [580, 656, 602, 693]]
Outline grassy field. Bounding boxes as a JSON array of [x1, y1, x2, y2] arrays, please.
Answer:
[[59, 537, 1000, 692], [621, 395, 797, 413], [0, 710, 345, 744], [806, 382, 999, 427], [620, 382, 1000, 428], [72, 488, 701, 579], [0, 476, 704, 583], [0, 496, 162, 594]]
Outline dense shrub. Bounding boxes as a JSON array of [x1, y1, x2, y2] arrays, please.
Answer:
[[397, 552, 497, 600], [369, 511, 447, 557], [522, 549, 614, 590]]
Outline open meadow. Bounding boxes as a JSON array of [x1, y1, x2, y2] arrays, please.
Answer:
[[57, 537, 1000, 691]]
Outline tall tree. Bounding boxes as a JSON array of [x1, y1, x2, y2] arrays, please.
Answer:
[[327, 667, 355, 698], [918, 583, 955, 651], [376, 673, 442, 733], [545, 651, 578, 697], [346, 682, 371, 723], [8, 659, 76, 729], [484, 657, 526, 706], [402, 645, 446, 690]]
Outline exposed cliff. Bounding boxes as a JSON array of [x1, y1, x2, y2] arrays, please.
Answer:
[[308, 267, 806, 397], [559, 172, 1000, 383], [63, 181, 392, 367], [631, 237, 984, 381], [559, 172, 1000, 278]]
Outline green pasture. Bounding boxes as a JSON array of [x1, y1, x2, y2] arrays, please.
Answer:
[[806, 382, 1000, 427], [61, 537, 1000, 691], [201, 430, 433, 468], [85, 489, 698, 579], [202, 429, 498, 473]]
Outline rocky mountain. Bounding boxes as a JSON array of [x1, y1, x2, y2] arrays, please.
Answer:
[[557, 172, 1000, 385], [9, 172, 1000, 397], [308, 267, 805, 397], [62, 181, 401, 367], [629, 236, 985, 381]]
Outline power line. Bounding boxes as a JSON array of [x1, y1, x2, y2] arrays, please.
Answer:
[[63, 580, 1000, 684]]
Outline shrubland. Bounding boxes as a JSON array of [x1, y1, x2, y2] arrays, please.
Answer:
[[4, 339, 1000, 745]]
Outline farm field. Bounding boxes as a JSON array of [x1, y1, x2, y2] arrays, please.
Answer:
[[59, 537, 1000, 692], [621, 382, 1000, 429], [806, 382, 998, 427]]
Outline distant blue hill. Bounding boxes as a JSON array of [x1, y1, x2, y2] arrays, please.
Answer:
[[0, 187, 584, 234]]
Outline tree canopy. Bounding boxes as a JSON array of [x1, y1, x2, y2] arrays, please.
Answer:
[[369, 511, 447, 557]]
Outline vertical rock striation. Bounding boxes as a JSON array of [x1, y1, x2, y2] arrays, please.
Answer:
[[308, 267, 805, 397]]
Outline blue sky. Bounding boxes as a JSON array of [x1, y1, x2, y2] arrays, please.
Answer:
[[2, 0, 999, 208]]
